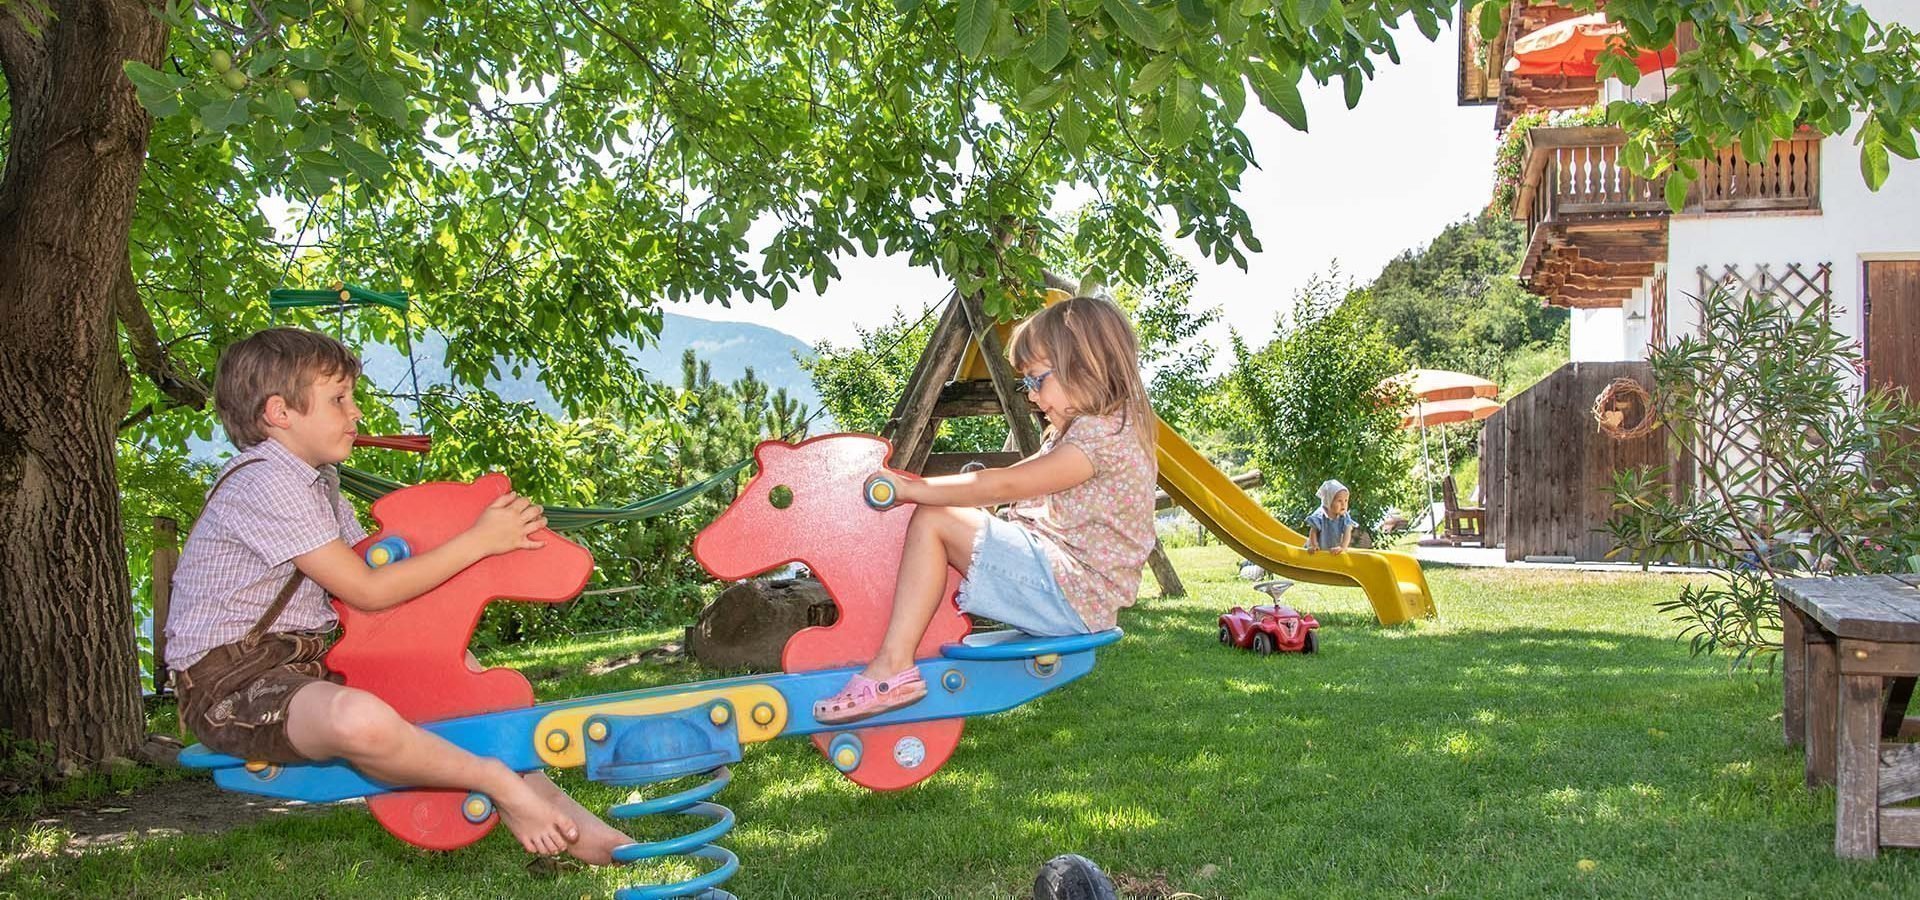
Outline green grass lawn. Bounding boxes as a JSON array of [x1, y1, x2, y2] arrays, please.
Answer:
[[6, 546, 1918, 898]]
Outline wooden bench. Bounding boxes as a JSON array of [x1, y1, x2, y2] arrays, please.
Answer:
[[1779, 574, 1920, 858], [1441, 475, 1484, 546]]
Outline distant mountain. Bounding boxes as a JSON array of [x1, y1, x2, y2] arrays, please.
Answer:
[[360, 312, 822, 418], [187, 314, 822, 462]]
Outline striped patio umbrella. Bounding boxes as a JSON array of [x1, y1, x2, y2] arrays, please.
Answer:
[[1505, 13, 1678, 78]]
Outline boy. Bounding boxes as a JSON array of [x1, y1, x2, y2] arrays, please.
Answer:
[[166, 327, 628, 862]]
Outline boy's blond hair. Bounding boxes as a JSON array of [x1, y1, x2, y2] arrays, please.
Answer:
[[1010, 295, 1156, 453], [214, 328, 362, 449]]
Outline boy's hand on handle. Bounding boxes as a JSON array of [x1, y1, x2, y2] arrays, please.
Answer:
[[472, 491, 547, 555]]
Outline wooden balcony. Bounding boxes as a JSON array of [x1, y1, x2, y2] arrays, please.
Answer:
[[1456, 1, 1604, 125], [1515, 126, 1821, 308]]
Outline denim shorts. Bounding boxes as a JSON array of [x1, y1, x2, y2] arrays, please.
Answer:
[[956, 515, 1091, 637]]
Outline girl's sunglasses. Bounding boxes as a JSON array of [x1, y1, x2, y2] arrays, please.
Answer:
[[1020, 369, 1053, 393]]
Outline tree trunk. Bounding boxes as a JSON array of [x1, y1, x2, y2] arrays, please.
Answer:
[[0, 1, 169, 767]]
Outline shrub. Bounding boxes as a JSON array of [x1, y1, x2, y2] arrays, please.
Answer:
[[1226, 273, 1415, 535], [1606, 286, 1920, 668]]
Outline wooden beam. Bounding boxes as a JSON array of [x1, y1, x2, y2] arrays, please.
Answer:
[[933, 379, 1042, 419], [1882, 808, 1920, 849], [922, 451, 1026, 476], [1881, 739, 1920, 805]]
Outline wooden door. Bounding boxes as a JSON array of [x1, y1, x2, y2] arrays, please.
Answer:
[[1867, 261, 1920, 400]]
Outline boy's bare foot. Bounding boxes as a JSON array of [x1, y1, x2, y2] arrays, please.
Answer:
[[563, 815, 634, 865], [490, 769, 580, 856], [524, 772, 633, 866]]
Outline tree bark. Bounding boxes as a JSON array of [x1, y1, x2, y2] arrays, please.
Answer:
[[0, 0, 169, 767]]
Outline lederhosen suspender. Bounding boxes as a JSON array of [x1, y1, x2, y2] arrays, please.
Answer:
[[175, 458, 310, 680]]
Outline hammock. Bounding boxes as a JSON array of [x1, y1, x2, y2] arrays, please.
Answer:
[[337, 459, 751, 532]]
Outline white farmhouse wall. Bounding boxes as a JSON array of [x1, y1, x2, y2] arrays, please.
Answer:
[[1569, 307, 1626, 361], [1569, 0, 1918, 365], [1662, 140, 1920, 350]]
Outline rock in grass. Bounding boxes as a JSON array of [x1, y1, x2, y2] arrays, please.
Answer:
[[687, 577, 838, 672], [1033, 854, 1117, 900]]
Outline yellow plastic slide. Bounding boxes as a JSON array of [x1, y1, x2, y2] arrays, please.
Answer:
[[1156, 418, 1438, 626]]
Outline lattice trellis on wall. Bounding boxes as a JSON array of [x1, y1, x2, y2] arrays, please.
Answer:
[[1648, 271, 1668, 350], [1696, 262, 1835, 320], [1689, 262, 1835, 507]]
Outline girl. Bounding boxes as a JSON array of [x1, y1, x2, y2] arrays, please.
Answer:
[[814, 296, 1159, 725], [1304, 479, 1354, 554]]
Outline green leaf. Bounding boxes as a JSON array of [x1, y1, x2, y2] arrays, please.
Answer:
[[367, 76, 410, 122], [1862, 135, 1890, 190], [1412, 5, 1440, 41], [1017, 78, 1069, 112], [1060, 98, 1090, 158], [1176, 0, 1210, 27], [1102, 0, 1167, 51], [1131, 56, 1176, 96], [1880, 115, 1920, 161], [956, 0, 996, 58], [893, 0, 925, 12], [1341, 67, 1362, 110], [123, 62, 183, 117], [1664, 172, 1689, 212], [1246, 61, 1308, 132], [1026, 6, 1070, 71], [261, 89, 299, 126], [1475, 0, 1503, 42], [1296, 0, 1330, 28], [334, 137, 394, 185], [196, 94, 251, 132], [1217, 70, 1246, 122], [1161, 76, 1200, 143]]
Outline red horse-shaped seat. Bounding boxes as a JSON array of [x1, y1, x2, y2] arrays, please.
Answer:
[[693, 434, 971, 790], [328, 473, 594, 850]]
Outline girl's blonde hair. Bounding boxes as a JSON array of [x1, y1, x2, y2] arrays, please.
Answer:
[[1009, 295, 1156, 454]]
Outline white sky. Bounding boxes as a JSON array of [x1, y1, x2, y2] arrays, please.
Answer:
[[672, 23, 1500, 350]]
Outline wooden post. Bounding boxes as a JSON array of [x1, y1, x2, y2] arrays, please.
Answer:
[[1837, 672, 1884, 858], [1781, 598, 1807, 747], [1808, 637, 1839, 787], [1146, 541, 1184, 597], [883, 294, 969, 472], [954, 291, 1041, 455], [151, 516, 180, 695]]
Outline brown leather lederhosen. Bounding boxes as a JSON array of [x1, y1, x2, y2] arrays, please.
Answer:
[[172, 458, 343, 763]]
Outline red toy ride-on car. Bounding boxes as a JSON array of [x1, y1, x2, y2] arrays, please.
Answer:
[[1219, 580, 1319, 654]]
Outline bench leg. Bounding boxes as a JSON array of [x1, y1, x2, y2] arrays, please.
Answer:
[[1838, 673, 1885, 859], [1782, 600, 1807, 747], [1808, 639, 1839, 786], [1884, 677, 1916, 741]]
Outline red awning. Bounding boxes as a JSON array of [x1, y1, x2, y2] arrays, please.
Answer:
[[1505, 13, 1677, 78]]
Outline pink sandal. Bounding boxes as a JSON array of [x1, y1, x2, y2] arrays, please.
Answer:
[[813, 667, 927, 725]]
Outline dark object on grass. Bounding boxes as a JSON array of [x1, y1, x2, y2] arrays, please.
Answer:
[[686, 577, 838, 671], [1034, 854, 1117, 900]]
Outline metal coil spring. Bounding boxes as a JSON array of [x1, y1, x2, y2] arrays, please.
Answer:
[[609, 765, 739, 900]]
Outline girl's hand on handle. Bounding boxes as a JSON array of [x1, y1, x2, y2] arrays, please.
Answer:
[[864, 472, 917, 510], [473, 490, 548, 554]]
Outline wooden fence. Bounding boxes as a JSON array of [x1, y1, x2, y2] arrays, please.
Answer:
[[1479, 361, 1693, 562]]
